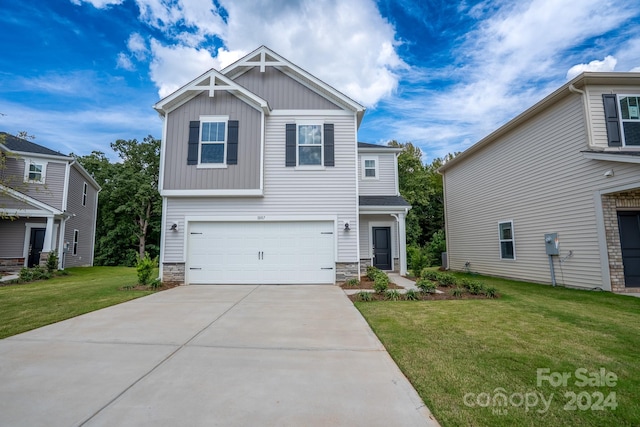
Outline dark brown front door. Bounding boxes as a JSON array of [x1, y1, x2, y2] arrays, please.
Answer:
[[28, 228, 46, 268], [618, 211, 640, 287], [373, 227, 392, 270]]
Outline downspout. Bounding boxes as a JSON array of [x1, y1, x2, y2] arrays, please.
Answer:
[[569, 84, 594, 147]]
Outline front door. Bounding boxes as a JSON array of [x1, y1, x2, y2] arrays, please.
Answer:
[[372, 227, 392, 270], [28, 228, 46, 268], [618, 211, 640, 287]]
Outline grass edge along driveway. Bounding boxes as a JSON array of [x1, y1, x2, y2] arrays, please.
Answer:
[[0, 267, 155, 339], [355, 273, 640, 427]]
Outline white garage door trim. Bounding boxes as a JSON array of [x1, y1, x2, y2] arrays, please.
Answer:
[[185, 217, 337, 285]]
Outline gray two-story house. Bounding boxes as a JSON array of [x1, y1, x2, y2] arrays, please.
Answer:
[[0, 132, 100, 269], [155, 46, 410, 285]]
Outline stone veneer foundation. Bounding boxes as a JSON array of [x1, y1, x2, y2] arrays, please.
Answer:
[[162, 263, 185, 285], [602, 189, 640, 293]]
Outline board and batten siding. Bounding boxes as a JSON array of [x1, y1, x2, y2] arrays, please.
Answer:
[[163, 114, 359, 263], [358, 153, 397, 196], [444, 92, 640, 289], [163, 90, 262, 190], [235, 67, 342, 110], [62, 166, 98, 267], [358, 215, 399, 259], [587, 85, 640, 149], [3, 157, 65, 210]]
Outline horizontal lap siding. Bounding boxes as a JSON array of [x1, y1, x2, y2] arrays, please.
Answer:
[[164, 114, 358, 263], [0, 218, 28, 257], [163, 91, 261, 190], [235, 67, 342, 110], [358, 153, 396, 195], [3, 158, 65, 210], [444, 94, 637, 288], [588, 85, 640, 148], [63, 167, 98, 267]]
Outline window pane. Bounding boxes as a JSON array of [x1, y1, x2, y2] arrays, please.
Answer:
[[299, 146, 321, 165], [501, 242, 514, 259], [620, 96, 639, 120], [30, 164, 42, 173], [201, 143, 224, 163], [365, 160, 375, 168], [623, 122, 640, 146], [365, 168, 376, 177], [202, 122, 225, 142], [499, 222, 512, 240], [29, 172, 41, 181], [298, 125, 321, 145]]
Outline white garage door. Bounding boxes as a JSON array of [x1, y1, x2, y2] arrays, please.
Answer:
[[187, 221, 335, 284]]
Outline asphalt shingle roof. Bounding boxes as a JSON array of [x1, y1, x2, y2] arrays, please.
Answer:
[[358, 142, 396, 149], [359, 195, 411, 207], [0, 132, 65, 157]]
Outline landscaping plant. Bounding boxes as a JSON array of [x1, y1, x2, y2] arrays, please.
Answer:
[[136, 252, 158, 286]]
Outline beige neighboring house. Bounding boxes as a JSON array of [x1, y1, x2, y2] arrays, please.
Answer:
[[439, 72, 640, 293], [0, 132, 101, 269], [155, 46, 410, 285]]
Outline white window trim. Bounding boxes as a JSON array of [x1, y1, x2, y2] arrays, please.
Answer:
[[618, 94, 640, 147], [73, 229, 79, 256], [82, 182, 87, 207], [197, 115, 229, 169], [361, 156, 379, 180], [23, 158, 47, 184], [296, 122, 324, 167], [498, 220, 516, 260]]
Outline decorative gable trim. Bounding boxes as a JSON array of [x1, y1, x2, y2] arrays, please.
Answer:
[[154, 68, 270, 115]]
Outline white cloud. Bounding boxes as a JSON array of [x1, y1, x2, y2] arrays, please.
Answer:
[[70, 0, 124, 8], [116, 52, 135, 71], [149, 40, 218, 98], [566, 56, 617, 80], [127, 33, 148, 60], [631, 67, 640, 72]]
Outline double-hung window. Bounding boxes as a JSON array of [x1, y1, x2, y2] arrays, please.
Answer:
[[82, 182, 87, 206], [619, 95, 640, 146], [297, 124, 322, 166], [361, 156, 378, 179], [498, 221, 515, 260], [24, 159, 46, 183], [73, 230, 79, 256], [200, 118, 227, 165]]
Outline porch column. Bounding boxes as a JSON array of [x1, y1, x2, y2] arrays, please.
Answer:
[[398, 212, 407, 276], [42, 216, 54, 252]]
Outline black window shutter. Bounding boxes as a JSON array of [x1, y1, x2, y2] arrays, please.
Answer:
[[285, 123, 296, 167], [602, 94, 622, 147], [324, 123, 334, 167], [187, 121, 200, 165], [227, 120, 239, 165]]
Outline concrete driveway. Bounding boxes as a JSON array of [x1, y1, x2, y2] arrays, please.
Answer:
[[0, 285, 439, 426]]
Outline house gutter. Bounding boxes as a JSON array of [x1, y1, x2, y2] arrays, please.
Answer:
[[568, 84, 594, 147]]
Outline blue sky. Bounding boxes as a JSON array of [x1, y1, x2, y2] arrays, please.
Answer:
[[1, 0, 639, 163]]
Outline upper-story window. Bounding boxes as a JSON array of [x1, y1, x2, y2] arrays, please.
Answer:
[[298, 124, 322, 166], [82, 182, 87, 206], [24, 159, 47, 183], [200, 118, 227, 165], [619, 95, 640, 146], [361, 156, 378, 179]]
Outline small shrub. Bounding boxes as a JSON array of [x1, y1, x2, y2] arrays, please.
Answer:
[[420, 268, 441, 281], [408, 245, 429, 276], [136, 253, 158, 286], [385, 289, 401, 301], [344, 278, 360, 287], [437, 273, 457, 287], [451, 287, 464, 297], [373, 273, 389, 293], [357, 291, 373, 302], [58, 270, 70, 276], [149, 278, 162, 290], [461, 280, 485, 295], [405, 289, 419, 301], [46, 251, 59, 273], [18, 267, 33, 283], [416, 278, 437, 294], [366, 265, 382, 281], [425, 229, 446, 267], [485, 286, 498, 298]]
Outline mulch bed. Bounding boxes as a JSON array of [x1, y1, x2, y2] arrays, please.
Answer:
[[340, 276, 403, 290], [121, 282, 181, 291], [346, 286, 497, 302]]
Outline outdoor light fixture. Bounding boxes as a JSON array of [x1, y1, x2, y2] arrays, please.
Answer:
[[344, 222, 350, 232], [604, 169, 614, 178], [170, 223, 178, 231]]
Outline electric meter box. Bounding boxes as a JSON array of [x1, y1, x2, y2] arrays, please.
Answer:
[[545, 233, 559, 256]]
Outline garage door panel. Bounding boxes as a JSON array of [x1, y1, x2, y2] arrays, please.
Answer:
[[187, 221, 335, 284]]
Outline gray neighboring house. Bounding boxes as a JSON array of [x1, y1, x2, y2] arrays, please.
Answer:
[[155, 46, 410, 285], [439, 72, 640, 293], [0, 132, 101, 269]]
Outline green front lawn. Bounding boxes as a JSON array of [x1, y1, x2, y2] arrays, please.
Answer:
[[0, 267, 155, 339], [356, 274, 640, 427]]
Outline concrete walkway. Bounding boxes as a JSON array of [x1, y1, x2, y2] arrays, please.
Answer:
[[0, 285, 439, 427]]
